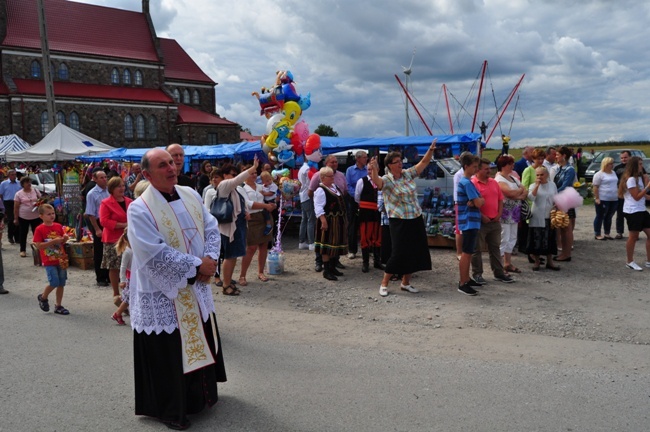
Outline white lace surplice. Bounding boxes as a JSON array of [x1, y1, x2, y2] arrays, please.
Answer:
[[127, 188, 221, 335]]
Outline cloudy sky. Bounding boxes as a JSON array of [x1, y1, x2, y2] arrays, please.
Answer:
[[76, 0, 650, 149]]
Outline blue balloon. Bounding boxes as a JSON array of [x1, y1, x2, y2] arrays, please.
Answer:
[[298, 92, 311, 111]]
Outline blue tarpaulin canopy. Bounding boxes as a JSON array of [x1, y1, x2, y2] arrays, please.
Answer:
[[77, 133, 482, 165], [320, 133, 482, 155]]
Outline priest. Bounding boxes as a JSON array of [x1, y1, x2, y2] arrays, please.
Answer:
[[127, 148, 226, 430]]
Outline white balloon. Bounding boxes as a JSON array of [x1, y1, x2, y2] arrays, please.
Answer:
[[266, 113, 283, 134]]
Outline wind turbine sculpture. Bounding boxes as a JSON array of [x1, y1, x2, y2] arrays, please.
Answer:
[[402, 48, 416, 136]]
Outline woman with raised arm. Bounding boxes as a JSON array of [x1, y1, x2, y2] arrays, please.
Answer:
[[368, 139, 436, 297]]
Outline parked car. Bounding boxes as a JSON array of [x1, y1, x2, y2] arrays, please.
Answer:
[[583, 149, 647, 182], [576, 152, 595, 179]]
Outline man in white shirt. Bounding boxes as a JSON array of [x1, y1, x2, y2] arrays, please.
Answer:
[[543, 146, 558, 181], [298, 162, 316, 250]]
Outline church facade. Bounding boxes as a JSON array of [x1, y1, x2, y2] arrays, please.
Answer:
[[0, 0, 240, 148]]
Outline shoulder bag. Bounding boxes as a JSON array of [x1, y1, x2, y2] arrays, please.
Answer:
[[210, 189, 234, 224]]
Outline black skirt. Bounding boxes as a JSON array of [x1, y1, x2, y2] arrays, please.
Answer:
[[133, 314, 227, 424], [526, 219, 558, 256], [385, 216, 431, 275]]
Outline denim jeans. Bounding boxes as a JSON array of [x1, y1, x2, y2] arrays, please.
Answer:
[[299, 198, 315, 244], [594, 200, 618, 236]]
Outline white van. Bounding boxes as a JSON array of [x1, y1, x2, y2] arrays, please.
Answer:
[[19, 170, 57, 195], [332, 149, 461, 197]]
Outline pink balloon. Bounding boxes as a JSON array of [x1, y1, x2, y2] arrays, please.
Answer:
[[293, 120, 310, 143]]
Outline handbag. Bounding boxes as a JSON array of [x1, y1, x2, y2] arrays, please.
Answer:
[[210, 189, 234, 224], [520, 199, 532, 220]]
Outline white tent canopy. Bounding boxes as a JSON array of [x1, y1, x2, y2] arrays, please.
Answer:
[[0, 134, 31, 160], [6, 123, 115, 162]]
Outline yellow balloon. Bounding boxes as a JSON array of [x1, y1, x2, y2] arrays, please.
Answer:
[[282, 101, 302, 126]]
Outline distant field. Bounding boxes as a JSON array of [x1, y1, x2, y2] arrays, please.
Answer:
[[483, 143, 650, 162]]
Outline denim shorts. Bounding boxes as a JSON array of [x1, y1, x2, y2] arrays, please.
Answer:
[[461, 229, 479, 254], [45, 265, 67, 287]]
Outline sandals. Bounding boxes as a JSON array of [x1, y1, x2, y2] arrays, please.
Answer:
[[222, 284, 240, 296], [238, 277, 248, 286], [504, 265, 521, 274], [37, 294, 50, 312], [594, 235, 605, 240], [54, 305, 70, 315], [257, 273, 269, 282]]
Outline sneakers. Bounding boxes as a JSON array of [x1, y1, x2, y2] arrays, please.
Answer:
[[347, 252, 356, 259], [471, 275, 487, 285], [298, 242, 309, 250], [379, 285, 389, 297], [111, 312, 126, 325], [37, 294, 49, 312], [400, 284, 419, 293], [308, 243, 315, 251], [645, 262, 650, 268], [626, 262, 643, 271], [467, 278, 483, 288], [458, 282, 478, 296], [494, 274, 515, 283]]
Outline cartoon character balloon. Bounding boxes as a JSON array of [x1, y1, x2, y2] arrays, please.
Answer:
[[279, 177, 301, 200]]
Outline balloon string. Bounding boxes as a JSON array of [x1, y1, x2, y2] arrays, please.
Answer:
[[271, 194, 284, 253]]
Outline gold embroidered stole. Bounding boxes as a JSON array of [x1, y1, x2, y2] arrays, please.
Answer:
[[141, 186, 216, 374]]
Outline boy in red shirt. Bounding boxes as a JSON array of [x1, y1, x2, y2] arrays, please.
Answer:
[[33, 204, 70, 315]]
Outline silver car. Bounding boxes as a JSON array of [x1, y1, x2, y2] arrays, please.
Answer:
[[583, 149, 646, 182]]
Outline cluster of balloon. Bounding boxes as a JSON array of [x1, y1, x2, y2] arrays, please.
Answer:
[[253, 70, 321, 172]]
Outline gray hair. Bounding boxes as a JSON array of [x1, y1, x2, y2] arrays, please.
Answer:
[[319, 166, 334, 180], [355, 150, 367, 159]]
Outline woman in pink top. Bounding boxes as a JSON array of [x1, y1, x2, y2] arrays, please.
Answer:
[[13, 176, 42, 257], [99, 177, 132, 300]]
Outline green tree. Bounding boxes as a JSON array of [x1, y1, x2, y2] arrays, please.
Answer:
[[314, 124, 338, 137]]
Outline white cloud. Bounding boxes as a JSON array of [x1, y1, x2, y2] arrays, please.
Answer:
[[73, 0, 650, 146]]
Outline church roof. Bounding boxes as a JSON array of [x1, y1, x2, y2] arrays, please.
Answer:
[[176, 104, 237, 126], [2, 0, 159, 62], [13, 79, 174, 103], [159, 38, 215, 84]]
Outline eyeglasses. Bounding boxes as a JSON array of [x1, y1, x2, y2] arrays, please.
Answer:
[[388, 160, 402, 165]]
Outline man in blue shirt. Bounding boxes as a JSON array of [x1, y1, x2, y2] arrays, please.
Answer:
[[84, 168, 110, 286], [0, 170, 22, 244], [513, 146, 534, 177], [344, 151, 368, 259], [456, 154, 483, 296]]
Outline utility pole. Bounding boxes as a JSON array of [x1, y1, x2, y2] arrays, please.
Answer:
[[36, 0, 56, 130]]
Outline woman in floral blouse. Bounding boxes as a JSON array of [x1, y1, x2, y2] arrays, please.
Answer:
[[495, 155, 528, 273]]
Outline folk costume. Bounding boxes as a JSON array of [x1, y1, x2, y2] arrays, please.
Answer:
[[314, 183, 348, 278], [127, 185, 226, 427], [354, 176, 383, 272]]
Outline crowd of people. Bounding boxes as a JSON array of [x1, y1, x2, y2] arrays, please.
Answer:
[[1, 142, 649, 429]]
